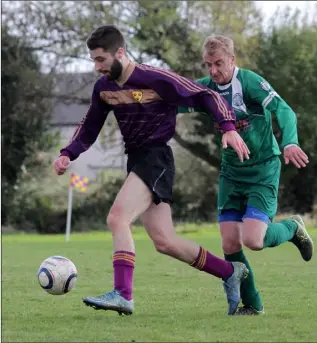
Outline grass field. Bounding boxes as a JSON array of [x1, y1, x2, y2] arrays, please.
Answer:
[[2, 225, 317, 342]]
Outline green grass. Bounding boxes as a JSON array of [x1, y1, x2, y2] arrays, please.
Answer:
[[2, 225, 317, 342]]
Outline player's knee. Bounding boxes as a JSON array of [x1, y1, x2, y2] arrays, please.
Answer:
[[242, 237, 263, 251], [222, 239, 242, 254], [152, 236, 174, 255], [106, 212, 120, 231], [106, 205, 127, 231]]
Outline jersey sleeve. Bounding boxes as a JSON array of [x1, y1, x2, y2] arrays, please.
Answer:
[[245, 70, 299, 148], [60, 80, 111, 161], [140, 65, 236, 132], [177, 77, 208, 114]]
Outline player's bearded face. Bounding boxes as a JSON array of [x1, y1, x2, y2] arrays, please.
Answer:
[[90, 48, 123, 81], [202, 50, 235, 85], [104, 57, 123, 80]]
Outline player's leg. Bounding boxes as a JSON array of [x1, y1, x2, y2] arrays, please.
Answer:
[[217, 175, 264, 315], [238, 169, 306, 315], [140, 202, 248, 315], [83, 171, 153, 315], [237, 179, 313, 315], [219, 218, 264, 315], [242, 168, 292, 251], [239, 207, 303, 315], [243, 208, 313, 259], [243, 175, 313, 261]]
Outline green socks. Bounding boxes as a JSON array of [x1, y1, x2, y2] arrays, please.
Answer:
[[225, 250, 263, 311], [223, 219, 297, 311], [263, 219, 297, 248]]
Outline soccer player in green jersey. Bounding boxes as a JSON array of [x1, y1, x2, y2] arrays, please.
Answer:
[[179, 35, 313, 315]]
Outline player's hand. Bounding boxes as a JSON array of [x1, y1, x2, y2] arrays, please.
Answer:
[[284, 145, 309, 168], [222, 130, 250, 162], [54, 156, 70, 175]]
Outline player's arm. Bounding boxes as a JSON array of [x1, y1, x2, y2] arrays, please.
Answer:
[[245, 70, 298, 147], [177, 77, 208, 114], [143, 66, 236, 131], [246, 70, 308, 167], [59, 82, 110, 161], [141, 65, 249, 161]]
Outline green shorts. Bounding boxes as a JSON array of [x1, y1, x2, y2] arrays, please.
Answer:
[[217, 156, 281, 220]]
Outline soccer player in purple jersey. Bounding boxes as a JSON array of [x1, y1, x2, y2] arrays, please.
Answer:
[[54, 25, 250, 316]]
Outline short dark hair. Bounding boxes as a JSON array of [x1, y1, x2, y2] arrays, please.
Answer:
[[86, 25, 125, 54]]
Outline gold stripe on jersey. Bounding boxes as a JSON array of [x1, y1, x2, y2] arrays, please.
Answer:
[[100, 89, 162, 105]]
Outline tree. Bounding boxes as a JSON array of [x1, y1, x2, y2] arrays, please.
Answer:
[[1, 26, 55, 224], [2, 0, 262, 165], [0, 1, 265, 224], [5, 1, 315, 221], [252, 8, 317, 213]]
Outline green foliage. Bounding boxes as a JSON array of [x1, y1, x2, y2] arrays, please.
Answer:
[[131, 1, 261, 76], [4, 155, 124, 233], [68, 175, 125, 233], [1, 26, 57, 225], [171, 6, 317, 215], [2, 1, 317, 231], [8, 165, 218, 233], [173, 147, 219, 222], [253, 10, 317, 213], [2, 1, 262, 74]]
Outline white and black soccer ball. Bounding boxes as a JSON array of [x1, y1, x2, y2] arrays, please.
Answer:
[[37, 256, 78, 295]]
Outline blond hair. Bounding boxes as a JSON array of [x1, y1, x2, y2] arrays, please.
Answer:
[[202, 35, 234, 56]]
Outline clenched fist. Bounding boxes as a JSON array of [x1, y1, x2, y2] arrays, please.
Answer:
[[54, 156, 70, 175]]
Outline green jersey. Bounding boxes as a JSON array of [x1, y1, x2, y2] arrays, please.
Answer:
[[179, 67, 299, 166]]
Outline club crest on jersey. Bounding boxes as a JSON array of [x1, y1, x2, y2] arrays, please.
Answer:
[[132, 91, 143, 103], [260, 81, 270, 91], [233, 93, 243, 107]]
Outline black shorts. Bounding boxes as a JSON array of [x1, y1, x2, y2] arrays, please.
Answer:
[[127, 145, 175, 204]]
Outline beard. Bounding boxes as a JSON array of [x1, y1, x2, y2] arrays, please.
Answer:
[[105, 58, 123, 81]]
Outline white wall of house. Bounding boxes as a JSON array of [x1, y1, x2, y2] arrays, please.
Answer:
[[53, 124, 178, 181], [50, 73, 178, 181], [51, 92, 179, 181], [53, 125, 127, 180]]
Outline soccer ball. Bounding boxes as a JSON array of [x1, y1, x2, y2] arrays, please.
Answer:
[[37, 256, 78, 295]]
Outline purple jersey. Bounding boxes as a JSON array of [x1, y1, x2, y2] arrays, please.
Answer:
[[60, 62, 236, 160]]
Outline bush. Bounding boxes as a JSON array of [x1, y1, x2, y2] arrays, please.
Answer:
[[8, 171, 125, 234]]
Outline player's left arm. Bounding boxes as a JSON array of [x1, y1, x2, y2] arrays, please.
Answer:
[[246, 70, 309, 168]]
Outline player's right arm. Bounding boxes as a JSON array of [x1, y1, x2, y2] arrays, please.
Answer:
[[139, 65, 249, 161], [244, 70, 309, 167], [54, 80, 111, 175], [177, 77, 209, 114]]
